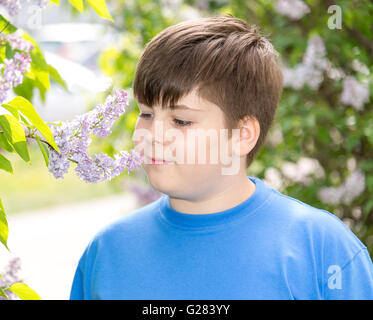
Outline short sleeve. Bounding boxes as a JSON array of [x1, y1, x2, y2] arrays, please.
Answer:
[[70, 263, 84, 300], [323, 248, 373, 300], [69, 239, 96, 300]]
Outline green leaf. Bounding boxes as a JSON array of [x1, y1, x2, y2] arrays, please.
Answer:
[[13, 76, 35, 102], [0, 43, 5, 63], [69, 0, 83, 11], [22, 33, 50, 92], [20, 113, 31, 126], [2, 96, 60, 153], [367, 175, 373, 193], [50, 0, 60, 4], [35, 135, 49, 167], [0, 114, 30, 163], [86, 0, 113, 22], [0, 15, 17, 34], [316, 126, 331, 144], [0, 198, 9, 251], [29, 51, 50, 92], [48, 64, 68, 91], [1, 103, 20, 119], [0, 153, 13, 174], [5, 42, 14, 59], [7, 283, 41, 300], [34, 78, 47, 103], [0, 132, 15, 153], [358, 159, 373, 171], [0, 286, 8, 299], [364, 198, 373, 220]]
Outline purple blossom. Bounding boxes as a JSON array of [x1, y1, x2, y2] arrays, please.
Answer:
[[89, 90, 129, 137], [0, 0, 48, 16], [282, 36, 329, 90], [0, 52, 32, 102], [47, 89, 144, 183], [318, 169, 366, 206], [0, 30, 34, 53], [0, 257, 23, 300], [275, 0, 310, 20], [340, 76, 370, 111]]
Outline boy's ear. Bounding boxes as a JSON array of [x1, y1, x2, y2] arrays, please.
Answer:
[[232, 115, 260, 158]]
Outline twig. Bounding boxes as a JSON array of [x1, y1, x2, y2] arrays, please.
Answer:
[[0, 130, 78, 164]]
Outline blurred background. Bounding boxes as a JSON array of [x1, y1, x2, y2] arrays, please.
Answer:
[[0, 0, 372, 299]]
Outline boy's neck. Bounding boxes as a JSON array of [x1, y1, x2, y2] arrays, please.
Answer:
[[168, 175, 256, 215]]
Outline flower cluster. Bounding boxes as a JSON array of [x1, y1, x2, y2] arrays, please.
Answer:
[[0, 0, 48, 16], [47, 89, 144, 183], [264, 157, 325, 192], [274, 0, 310, 20], [340, 76, 370, 111], [0, 51, 32, 103], [0, 30, 34, 103], [318, 169, 366, 206], [282, 35, 330, 90], [281, 157, 325, 186], [0, 30, 34, 52], [281, 32, 371, 109], [0, 257, 23, 300]]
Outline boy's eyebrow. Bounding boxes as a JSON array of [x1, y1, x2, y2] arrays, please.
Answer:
[[169, 104, 202, 111], [140, 103, 203, 111]]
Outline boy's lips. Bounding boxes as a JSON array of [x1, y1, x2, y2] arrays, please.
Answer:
[[144, 156, 173, 165]]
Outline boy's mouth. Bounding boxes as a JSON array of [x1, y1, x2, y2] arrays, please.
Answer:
[[146, 157, 173, 165]]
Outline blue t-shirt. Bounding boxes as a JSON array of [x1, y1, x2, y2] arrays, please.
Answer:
[[70, 176, 373, 299]]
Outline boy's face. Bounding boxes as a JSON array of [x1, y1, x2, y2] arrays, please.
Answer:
[[133, 88, 246, 201]]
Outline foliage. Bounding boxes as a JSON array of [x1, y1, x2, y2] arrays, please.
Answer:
[[0, 0, 113, 300]]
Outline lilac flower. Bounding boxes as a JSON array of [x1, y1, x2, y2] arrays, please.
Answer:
[[0, 30, 33, 103], [117, 149, 144, 174], [275, 0, 310, 20], [264, 167, 284, 191], [47, 89, 144, 183], [282, 36, 329, 90], [0, 51, 32, 103], [318, 169, 366, 206], [0, 0, 22, 16], [89, 90, 129, 138], [340, 76, 370, 111], [0, 30, 34, 53], [0, 257, 23, 300], [281, 157, 325, 186], [0, 32, 33, 103], [0, 0, 48, 16]]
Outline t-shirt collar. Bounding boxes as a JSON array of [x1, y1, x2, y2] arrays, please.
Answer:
[[158, 176, 272, 231]]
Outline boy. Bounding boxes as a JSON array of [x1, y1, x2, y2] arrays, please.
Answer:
[[70, 15, 373, 299]]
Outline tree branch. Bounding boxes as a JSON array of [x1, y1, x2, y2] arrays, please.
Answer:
[[0, 130, 78, 164]]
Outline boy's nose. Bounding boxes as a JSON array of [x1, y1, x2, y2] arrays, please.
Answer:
[[148, 118, 173, 146]]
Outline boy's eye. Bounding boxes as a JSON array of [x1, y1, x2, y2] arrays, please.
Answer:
[[139, 113, 152, 119], [139, 113, 192, 127], [173, 119, 193, 127]]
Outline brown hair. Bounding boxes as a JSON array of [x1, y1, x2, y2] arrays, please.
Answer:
[[133, 14, 283, 168]]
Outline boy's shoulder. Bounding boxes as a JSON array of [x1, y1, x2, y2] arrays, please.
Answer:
[[87, 196, 163, 245], [268, 186, 367, 252]]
